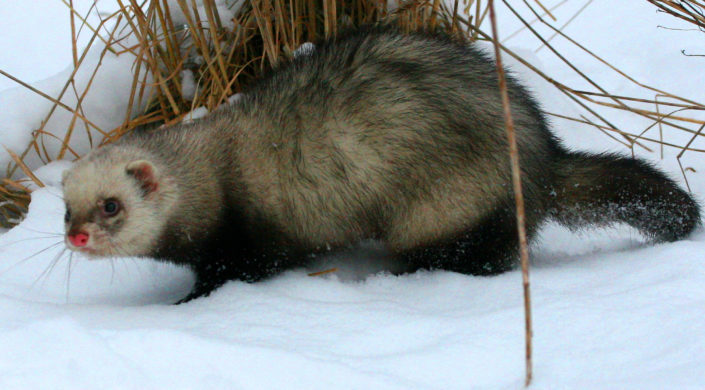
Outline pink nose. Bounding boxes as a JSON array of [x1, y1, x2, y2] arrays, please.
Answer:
[[68, 232, 89, 247]]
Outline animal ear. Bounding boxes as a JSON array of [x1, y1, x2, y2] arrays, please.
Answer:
[[126, 160, 159, 196]]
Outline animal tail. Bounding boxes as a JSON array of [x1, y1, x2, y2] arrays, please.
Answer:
[[549, 151, 700, 241]]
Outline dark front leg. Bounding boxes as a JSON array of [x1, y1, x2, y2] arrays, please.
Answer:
[[175, 246, 306, 304], [175, 276, 227, 304]]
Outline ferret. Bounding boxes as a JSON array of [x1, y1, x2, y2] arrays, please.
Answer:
[[61, 26, 700, 303]]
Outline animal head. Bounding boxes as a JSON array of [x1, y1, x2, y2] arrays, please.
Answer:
[[61, 146, 178, 258]]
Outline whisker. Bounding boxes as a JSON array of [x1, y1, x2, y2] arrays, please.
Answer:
[[109, 258, 116, 285], [16, 225, 63, 236], [65, 252, 74, 303], [30, 247, 67, 290], [0, 241, 64, 276], [128, 256, 143, 274], [120, 257, 132, 277], [0, 235, 64, 247]]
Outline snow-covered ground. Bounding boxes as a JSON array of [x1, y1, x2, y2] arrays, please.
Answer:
[[1, 1, 704, 389]]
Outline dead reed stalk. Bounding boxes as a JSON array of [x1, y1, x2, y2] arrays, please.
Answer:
[[1, 2, 704, 386], [488, 0, 532, 386]]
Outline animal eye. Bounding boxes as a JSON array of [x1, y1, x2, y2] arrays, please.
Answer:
[[102, 199, 121, 217], [64, 207, 71, 223]]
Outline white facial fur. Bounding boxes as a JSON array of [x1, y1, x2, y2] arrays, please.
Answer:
[[62, 146, 178, 258]]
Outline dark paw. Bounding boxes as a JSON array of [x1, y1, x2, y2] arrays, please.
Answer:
[[173, 279, 224, 305], [174, 289, 212, 305]]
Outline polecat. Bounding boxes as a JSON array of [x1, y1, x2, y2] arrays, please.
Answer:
[[61, 26, 701, 303]]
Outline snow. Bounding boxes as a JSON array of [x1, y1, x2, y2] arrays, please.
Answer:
[[0, 0, 241, 174], [0, 4, 150, 171], [1, 1, 705, 389]]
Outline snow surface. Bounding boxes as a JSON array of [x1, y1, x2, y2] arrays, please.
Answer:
[[0, 0, 240, 172], [1, 1, 705, 389]]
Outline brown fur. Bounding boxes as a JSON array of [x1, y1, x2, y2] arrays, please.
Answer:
[[62, 26, 700, 302]]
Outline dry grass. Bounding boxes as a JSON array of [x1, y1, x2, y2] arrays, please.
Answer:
[[648, 0, 705, 30], [105, 0, 466, 135], [1, 0, 704, 227], [0, 0, 467, 226], [3, 2, 702, 385]]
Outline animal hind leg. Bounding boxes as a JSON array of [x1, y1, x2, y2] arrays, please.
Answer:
[[397, 204, 531, 276]]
